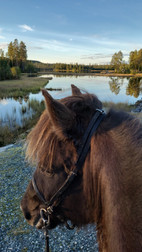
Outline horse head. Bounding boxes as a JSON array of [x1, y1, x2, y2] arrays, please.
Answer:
[[21, 85, 102, 230]]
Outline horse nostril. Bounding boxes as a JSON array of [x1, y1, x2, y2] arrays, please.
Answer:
[[25, 212, 32, 220]]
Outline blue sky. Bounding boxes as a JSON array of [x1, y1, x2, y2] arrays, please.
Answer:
[[0, 0, 142, 64]]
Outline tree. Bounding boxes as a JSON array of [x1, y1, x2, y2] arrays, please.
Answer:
[[0, 49, 4, 58], [19, 41, 27, 61], [7, 39, 27, 71], [137, 49, 142, 71], [110, 51, 123, 72], [19, 41, 27, 71], [0, 58, 12, 80], [7, 42, 14, 65], [129, 49, 142, 73], [13, 39, 19, 66], [25, 62, 37, 74], [119, 63, 130, 74], [129, 50, 138, 73], [11, 66, 21, 79]]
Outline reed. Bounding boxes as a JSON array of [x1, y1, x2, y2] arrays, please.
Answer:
[[0, 100, 45, 147], [0, 74, 49, 98], [21, 106, 27, 114]]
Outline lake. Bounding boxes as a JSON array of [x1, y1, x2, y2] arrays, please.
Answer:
[[0, 75, 142, 127]]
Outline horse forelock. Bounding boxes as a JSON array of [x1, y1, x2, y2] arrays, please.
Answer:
[[60, 93, 102, 112], [25, 93, 101, 172]]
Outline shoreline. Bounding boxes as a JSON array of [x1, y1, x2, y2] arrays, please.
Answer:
[[38, 71, 142, 78]]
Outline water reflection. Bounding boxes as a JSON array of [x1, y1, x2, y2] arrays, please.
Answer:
[[108, 77, 142, 98], [109, 77, 124, 95], [126, 78, 142, 98], [0, 75, 142, 127], [0, 98, 33, 128]]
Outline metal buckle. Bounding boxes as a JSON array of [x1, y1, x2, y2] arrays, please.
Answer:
[[70, 171, 77, 176], [96, 108, 104, 114], [46, 206, 53, 215], [40, 208, 51, 229], [40, 208, 48, 223]]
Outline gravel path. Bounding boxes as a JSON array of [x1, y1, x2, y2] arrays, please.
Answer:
[[0, 142, 98, 252]]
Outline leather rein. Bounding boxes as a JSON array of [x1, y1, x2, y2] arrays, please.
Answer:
[[32, 109, 105, 252]]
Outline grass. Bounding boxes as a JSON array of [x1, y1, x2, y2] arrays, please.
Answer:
[[103, 102, 142, 122], [102, 101, 134, 112], [0, 73, 50, 98]]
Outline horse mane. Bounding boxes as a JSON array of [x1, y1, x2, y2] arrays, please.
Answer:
[[25, 93, 102, 172], [83, 109, 142, 250], [83, 108, 142, 205]]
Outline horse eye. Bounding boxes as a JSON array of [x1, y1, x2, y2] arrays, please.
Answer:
[[46, 171, 54, 177]]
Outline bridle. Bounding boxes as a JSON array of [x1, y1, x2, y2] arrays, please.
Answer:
[[32, 109, 105, 252]]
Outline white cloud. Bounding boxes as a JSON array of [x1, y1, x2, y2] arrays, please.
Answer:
[[0, 42, 8, 49], [30, 38, 71, 52], [81, 53, 113, 60], [19, 24, 34, 32]]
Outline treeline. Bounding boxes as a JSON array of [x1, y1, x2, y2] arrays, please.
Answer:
[[1, 38, 142, 79], [110, 49, 142, 74], [33, 61, 114, 73], [50, 49, 142, 74], [53, 63, 113, 73], [0, 39, 37, 81], [129, 49, 142, 73], [33, 49, 142, 74]]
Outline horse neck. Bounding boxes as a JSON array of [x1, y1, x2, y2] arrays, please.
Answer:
[[84, 128, 142, 252]]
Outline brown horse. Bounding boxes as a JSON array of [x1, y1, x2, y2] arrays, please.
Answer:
[[21, 85, 142, 252]]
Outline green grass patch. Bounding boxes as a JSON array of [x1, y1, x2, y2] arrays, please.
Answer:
[[0, 74, 49, 98]]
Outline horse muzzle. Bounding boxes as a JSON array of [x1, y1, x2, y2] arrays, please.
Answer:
[[35, 208, 63, 230]]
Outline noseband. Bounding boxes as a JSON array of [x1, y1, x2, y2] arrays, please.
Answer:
[[32, 109, 105, 252]]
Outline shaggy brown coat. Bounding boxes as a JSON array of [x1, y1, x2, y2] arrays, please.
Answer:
[[21, 85, 142, 252]]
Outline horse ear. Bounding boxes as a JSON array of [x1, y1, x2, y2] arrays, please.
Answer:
[[42, 89, 75, 134], [71, 84, 82, 95]]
